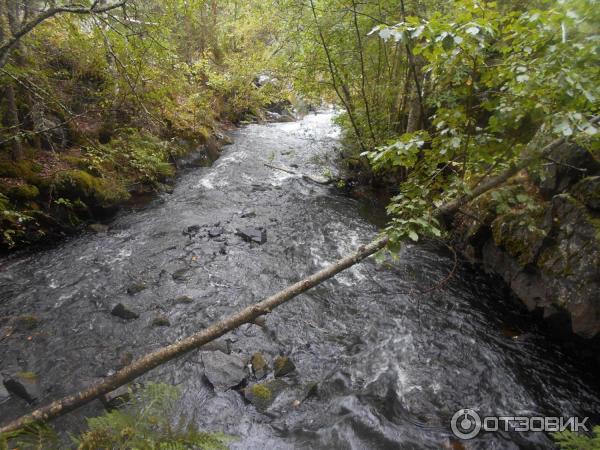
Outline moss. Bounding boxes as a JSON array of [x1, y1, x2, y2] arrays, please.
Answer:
[[8, 184, 39, 202], [15, 371, 39, 382], [155, 162, 175, 179], [0, 193, 10, 210], [248, 383, 272, 400], [54, 169, 129, 206], [0, 160, 20, 178]]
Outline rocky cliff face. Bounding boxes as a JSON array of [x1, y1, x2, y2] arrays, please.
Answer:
[[453, 143, 600, 341]]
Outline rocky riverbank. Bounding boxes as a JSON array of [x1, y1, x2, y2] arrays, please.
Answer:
[[452, 142, 600, 360]]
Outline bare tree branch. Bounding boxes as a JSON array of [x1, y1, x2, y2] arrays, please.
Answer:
[[0, 0, 128, 68]]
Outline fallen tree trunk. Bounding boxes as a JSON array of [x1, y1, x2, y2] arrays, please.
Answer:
[[0, 132, 572, 434], [264, 162, 333, 185], [0, 237, 388, 434]]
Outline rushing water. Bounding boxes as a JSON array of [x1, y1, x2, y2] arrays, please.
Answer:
[[1, 113, 599, 449]]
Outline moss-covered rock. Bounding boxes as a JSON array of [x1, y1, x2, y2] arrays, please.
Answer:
[[490, 211, 547, 266], [8, 184, 40, 202], [455, 170, 600, 340], [243, 379, 288, 412], [54, 169, 129, 207], [274, 355, 296, 378], [251, 352, 269, 379], [570, 176, 600, 211]]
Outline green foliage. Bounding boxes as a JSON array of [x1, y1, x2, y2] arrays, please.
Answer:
[[553, 426, 600, 450], [53, 169, 129, 207], [0, 192, 40, 249], [73, 383, 231, 450], [361, 0, 600, 247], [0, 384, 231, 450], [0, 423, 60, 450], [83, 130, 179, 186]]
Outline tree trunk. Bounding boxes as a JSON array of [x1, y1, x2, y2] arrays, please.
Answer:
[[4, 83, 22, 160]]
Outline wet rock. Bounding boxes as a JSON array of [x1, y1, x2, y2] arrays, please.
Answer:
[[173, 295, 194, 305], [88, 223, 109, 233], [172, 268, 190, 281], [236, 227, 267, 244], [570, 176, 600, 210], [252, 316, 267, 328], [101, 384, 135, 410], [539, 142, 600, 197], [456, 182, 600, 340], [202, 351, 247, 391], [151, 316, 171, 327], [183, 225, 201, 237], [111, 303, 139, 320], [126, 282, 146, 295], [208, 227, 224, 238], [251, 352, 269, 379], [274, 356, 296, 378], [2, 373, 38, 404], [200, 339, 231, 354], [0, 377, 9, 404], [243, 379, 288, 412]]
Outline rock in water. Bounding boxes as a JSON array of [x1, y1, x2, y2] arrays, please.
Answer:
[[101, 384, 135, 410], [111, 303, 139, 320], [274, 356, 296, 377], [243, 379, 288, 412], [202, 351, 247, 391], [2, 377, 37, 404], [184, 224, 201, 237], [251, 352, 269, 379], [208, 226, 224, 238], [0, 377, 10, 404], [172, 268, 190, 281], [236, 227, 267, 244], [88, 223, 109, 233], [126, 282, 146, 295], [173, 295, 194, 305], [151, 316, 171, 327]]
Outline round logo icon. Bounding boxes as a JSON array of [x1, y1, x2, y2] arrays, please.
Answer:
[[451, 408, 482, 439]]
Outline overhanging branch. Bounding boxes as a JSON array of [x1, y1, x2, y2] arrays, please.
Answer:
[[0, 1, 128, 68]]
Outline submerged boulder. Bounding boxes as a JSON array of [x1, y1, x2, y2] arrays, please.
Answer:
[[111, 303, 139, 320]]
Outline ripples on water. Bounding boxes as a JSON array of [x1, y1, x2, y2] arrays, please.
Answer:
[[0, 113, 598, 449]]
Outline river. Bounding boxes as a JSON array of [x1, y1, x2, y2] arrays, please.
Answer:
[[0, 113, 598, 449]]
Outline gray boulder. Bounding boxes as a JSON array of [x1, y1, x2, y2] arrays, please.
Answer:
[[202, 351, 247, 391]]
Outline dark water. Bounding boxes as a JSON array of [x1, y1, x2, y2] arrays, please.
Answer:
[[0, 113, 598, 449]]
